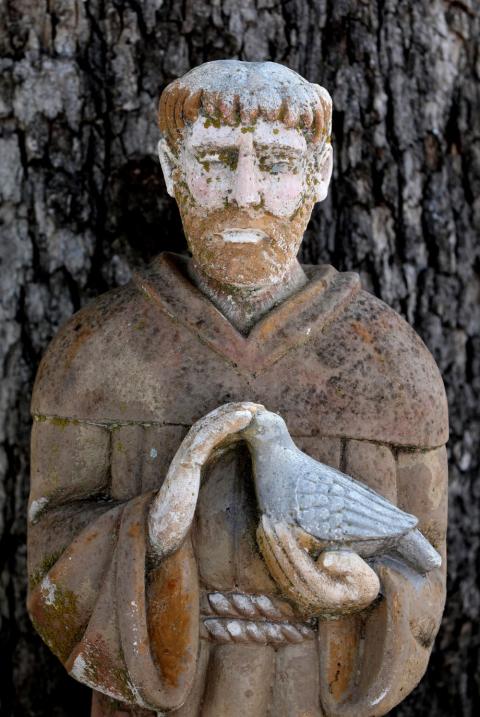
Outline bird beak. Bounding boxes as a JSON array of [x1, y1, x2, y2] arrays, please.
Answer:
[[239, 415, 257, 439]]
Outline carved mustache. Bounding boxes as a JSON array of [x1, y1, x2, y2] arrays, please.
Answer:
[[194, 208, 290, 244]]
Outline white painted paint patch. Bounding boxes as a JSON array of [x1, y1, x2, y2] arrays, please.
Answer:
[[40, 576, 57, 606], [70, 653, 88, 681], [70, 653, 126, 701], [371, 688, 388, 706], [220, 229, 268, 244], [29, 497, 49, 523]]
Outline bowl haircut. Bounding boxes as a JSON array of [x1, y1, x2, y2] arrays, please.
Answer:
[[158, 60, 332, 153]]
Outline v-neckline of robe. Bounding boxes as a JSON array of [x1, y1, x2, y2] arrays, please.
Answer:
[[134, 252, 361, 374]]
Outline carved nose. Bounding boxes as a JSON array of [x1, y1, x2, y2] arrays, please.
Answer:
[[232, 151, 261, 208]]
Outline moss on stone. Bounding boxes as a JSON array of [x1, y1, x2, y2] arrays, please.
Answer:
[[32, 580, 82, 662], [203, 117, 221, 129], [29, 551, 63, 590], [217, 148, 238, 170], [50, 416, 79, 428]]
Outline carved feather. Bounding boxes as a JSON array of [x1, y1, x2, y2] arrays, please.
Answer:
[[293, 455, 417, 542], [242, 409, 440, 573]]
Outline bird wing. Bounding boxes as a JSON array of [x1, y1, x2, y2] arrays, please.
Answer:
[[292, 451, 417, 543]]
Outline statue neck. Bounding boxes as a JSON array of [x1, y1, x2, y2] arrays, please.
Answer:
[[187, 259, 308, 334]]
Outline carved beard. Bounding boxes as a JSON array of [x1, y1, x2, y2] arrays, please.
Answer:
[[175, 187, 315, 287]]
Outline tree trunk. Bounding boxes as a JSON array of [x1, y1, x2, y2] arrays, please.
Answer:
[[0, 1, 479, 715]]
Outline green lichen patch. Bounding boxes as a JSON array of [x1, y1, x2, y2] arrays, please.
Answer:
[[203, 117, 222, 129], [33, 414, 79, 428], [217, 148, 238, 171], [196, 147, 239, 172], [29, 551, 63, 590], [71, 638, 136, 704], [31, 579, 83, 662], [251, 196, 265, 211], [198, 158, 211, 172], [114, 438, 125, 453], [51, 416, 79, 428]]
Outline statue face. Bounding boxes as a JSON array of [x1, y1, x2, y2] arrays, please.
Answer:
[[159, 117, 332, 287], [183, 119, 309, 217]]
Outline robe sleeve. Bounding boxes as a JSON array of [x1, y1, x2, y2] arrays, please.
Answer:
[[27, 417, 199, 712], [317, 441, 447, 716]]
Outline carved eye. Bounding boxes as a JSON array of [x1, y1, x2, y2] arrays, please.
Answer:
[[260, 158, 295, 175], [196, 156, 221, 170], [195, 151, 238, 172], [269, 161, 292, 175]]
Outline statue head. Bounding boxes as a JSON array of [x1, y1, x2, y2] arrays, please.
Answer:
[[157, 60, 333, 288]]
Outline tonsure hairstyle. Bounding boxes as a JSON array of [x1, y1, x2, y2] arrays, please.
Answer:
[[158, 60, 332, 153]]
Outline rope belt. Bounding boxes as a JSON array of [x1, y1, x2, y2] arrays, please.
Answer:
[[200, 591, 316, 645]]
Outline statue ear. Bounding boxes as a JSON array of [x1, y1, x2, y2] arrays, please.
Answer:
[[157, 137, 178, 198], [313, 143, 333, 203]]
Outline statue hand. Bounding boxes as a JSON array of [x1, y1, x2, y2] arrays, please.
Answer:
[[148, 402, 264, 559], [257, 515, 380, 617], [171, 401, 263, 467]]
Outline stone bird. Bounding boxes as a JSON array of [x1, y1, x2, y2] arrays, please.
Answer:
[[241, 409, 441, 574]]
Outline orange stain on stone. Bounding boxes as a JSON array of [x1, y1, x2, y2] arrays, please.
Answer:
[[61, 323, 94, 372], [147, 541, 198, 690], [127, 522, 141, 539], [351, 321, 374, 344], [351, 320, 386, 364], [326, 617, 359, 701]]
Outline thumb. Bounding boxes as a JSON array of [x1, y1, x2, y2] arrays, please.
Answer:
[[317, 550, 381, 608], [317, 550, 379, 582]]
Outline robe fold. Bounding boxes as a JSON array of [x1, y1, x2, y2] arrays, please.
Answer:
[[28, 252, 448, 716]]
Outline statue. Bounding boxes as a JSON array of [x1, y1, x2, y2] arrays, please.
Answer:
[[27, 61, 448, 717]]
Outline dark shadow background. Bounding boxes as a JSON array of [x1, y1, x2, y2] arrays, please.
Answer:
[[0, 1, 479, 715]]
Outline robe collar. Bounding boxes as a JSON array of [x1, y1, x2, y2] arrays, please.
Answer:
[[134, 253, 361, 374]]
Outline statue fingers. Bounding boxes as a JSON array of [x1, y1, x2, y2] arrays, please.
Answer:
[[182, 402, 264, 464], [259, 519, 380, 615], [256, 516, 320, 608], [278, 525, 380, 610], [150, 403, 265, 559], [318, 549, 379, 581], [317, 550, 380, 607], [271, 523, 369, 611], [256, 516, 293, 594]]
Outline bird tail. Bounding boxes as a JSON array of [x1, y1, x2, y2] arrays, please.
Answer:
[[396, 529, 442, 573]]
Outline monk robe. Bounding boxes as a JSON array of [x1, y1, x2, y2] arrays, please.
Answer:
[[28, 252, 448, 716]]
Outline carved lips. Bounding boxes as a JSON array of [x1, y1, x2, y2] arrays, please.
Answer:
[[217, 228, 268, 244]]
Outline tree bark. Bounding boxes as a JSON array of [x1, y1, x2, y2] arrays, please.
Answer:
[[0, 1, 479, 715]]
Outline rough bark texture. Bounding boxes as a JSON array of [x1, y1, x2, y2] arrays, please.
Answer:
[[0, 1, 479, 715]]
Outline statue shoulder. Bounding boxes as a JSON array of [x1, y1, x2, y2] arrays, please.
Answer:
[[314, 279, 448, 448], [31, 279, 145, 419]]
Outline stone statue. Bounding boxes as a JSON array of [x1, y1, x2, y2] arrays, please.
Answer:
[[28, 60, 448, 717]]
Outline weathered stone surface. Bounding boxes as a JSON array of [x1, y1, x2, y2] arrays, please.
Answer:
[[344, 440, 397, 502], [1, 2, 479, 716]]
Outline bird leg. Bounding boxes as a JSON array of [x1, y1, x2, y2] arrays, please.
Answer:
[[257, 515, 380, 618]]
